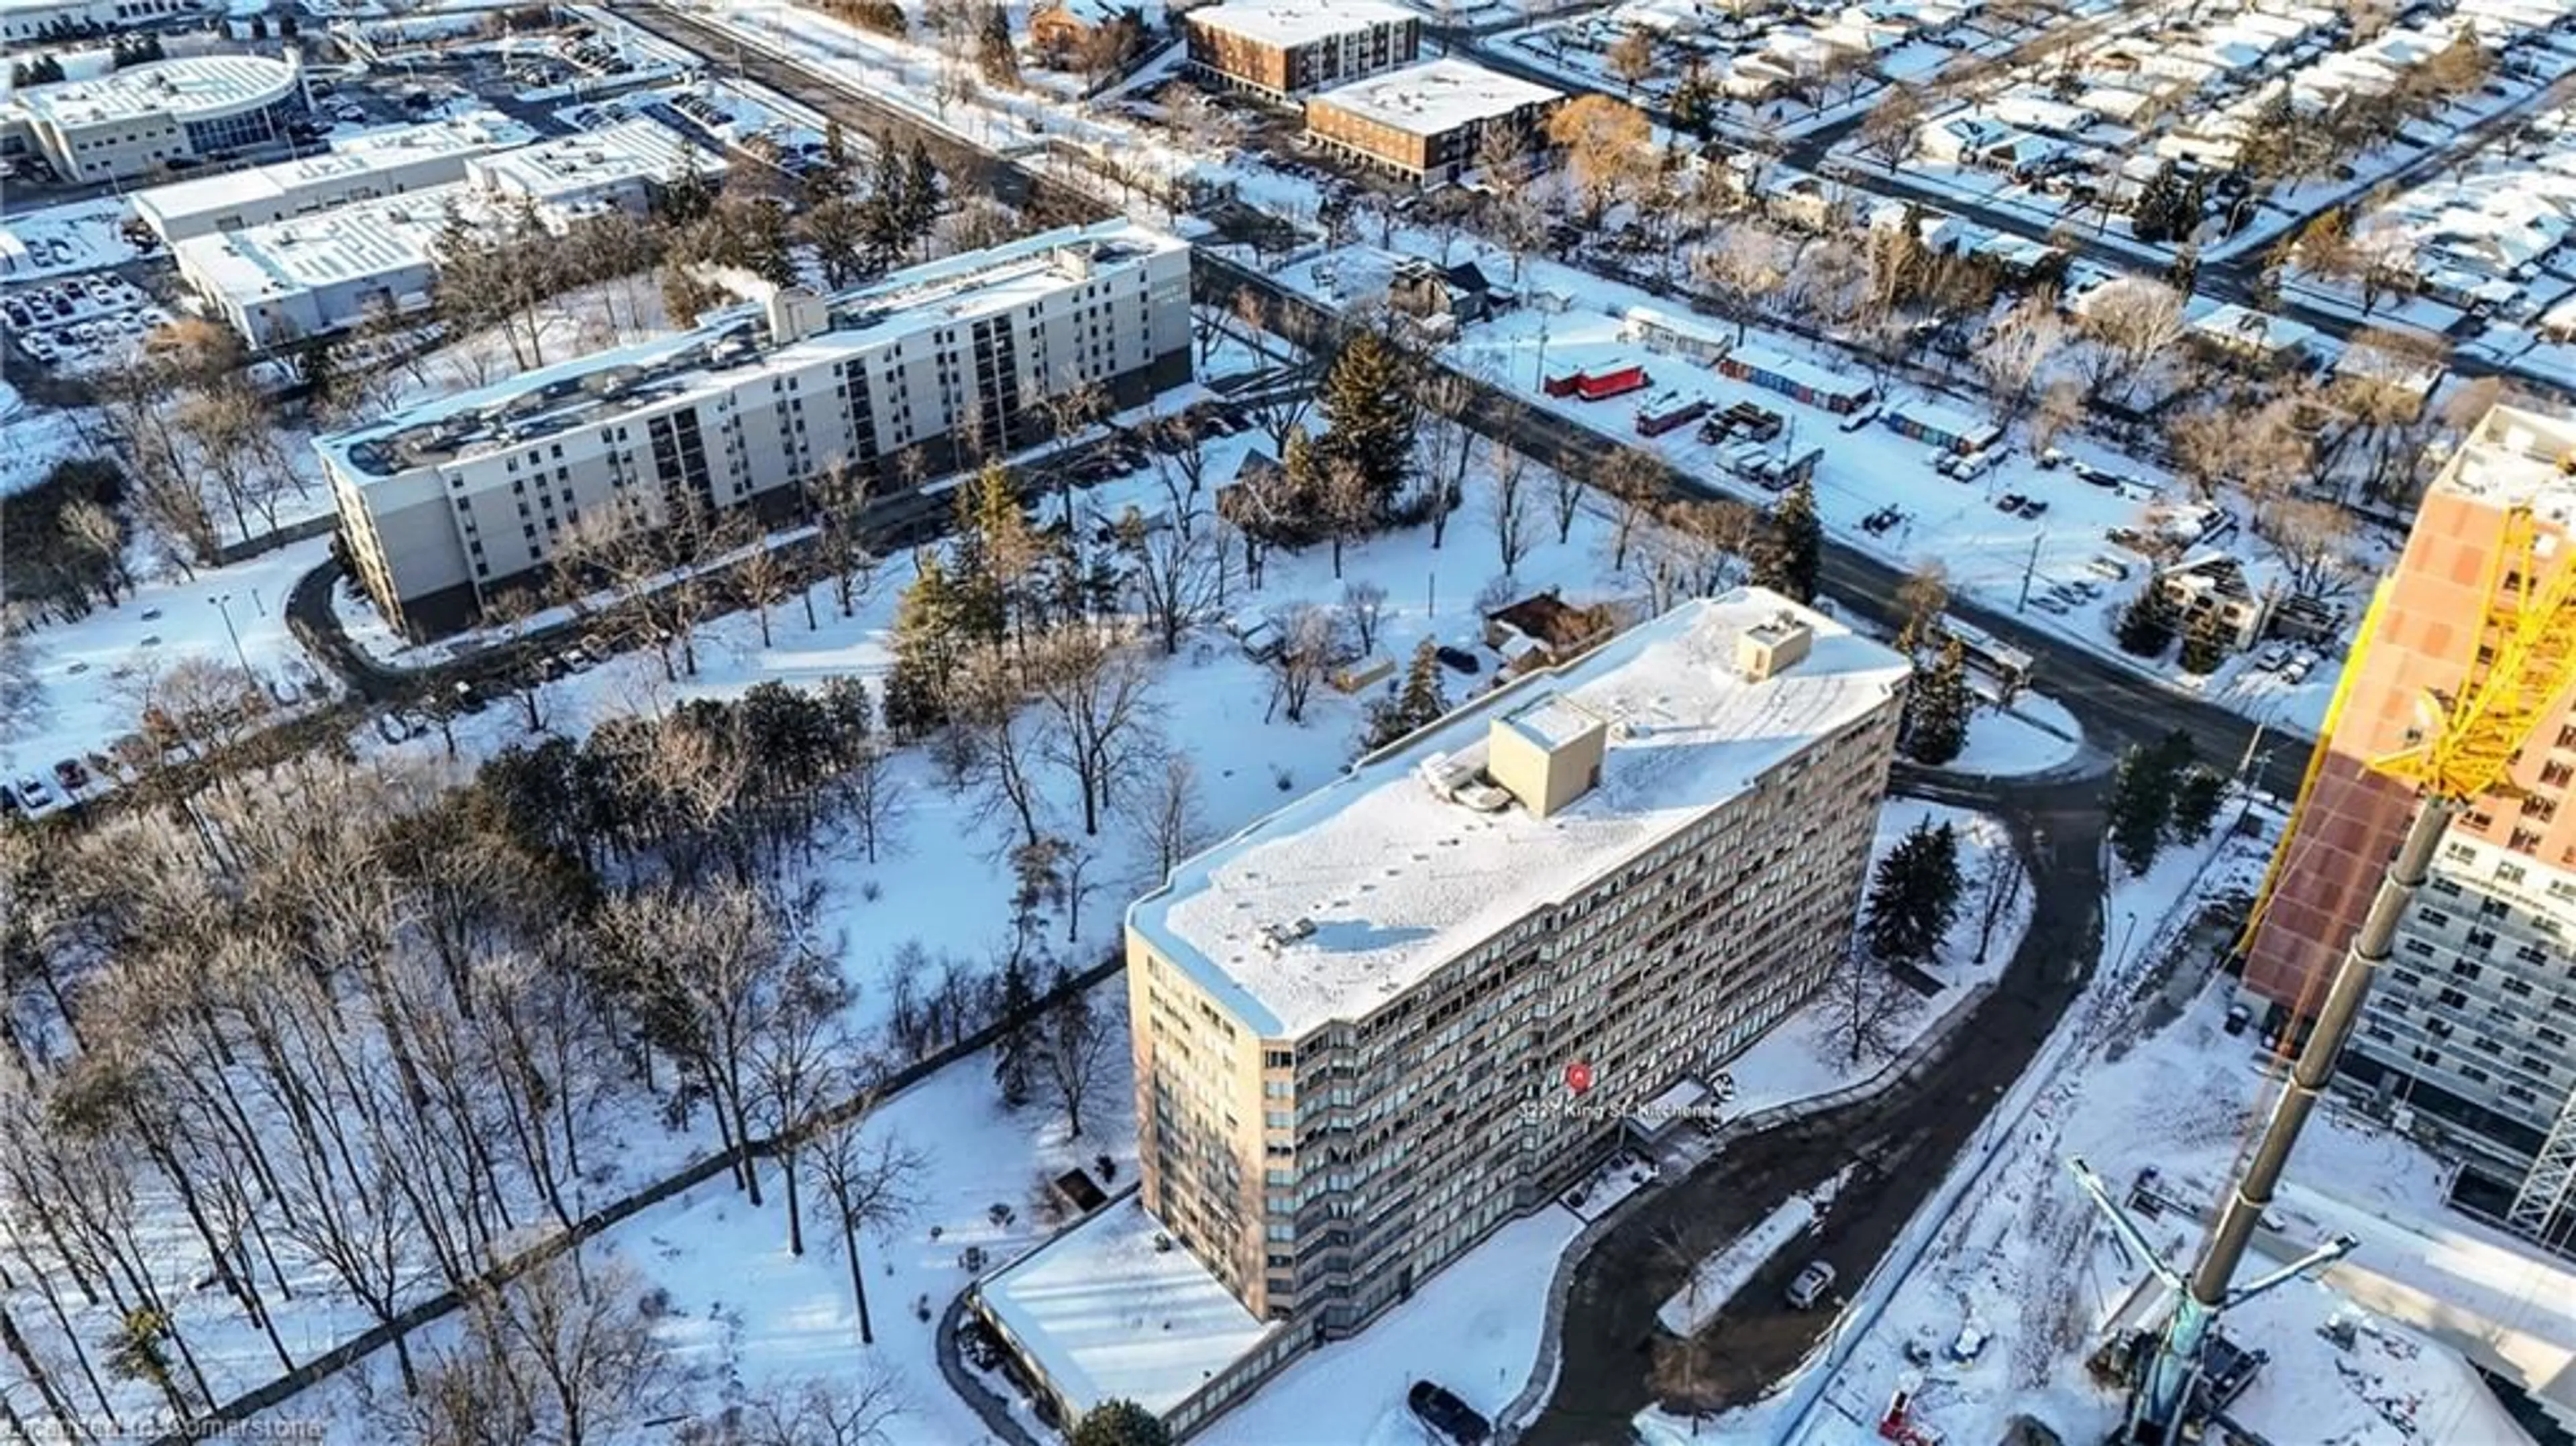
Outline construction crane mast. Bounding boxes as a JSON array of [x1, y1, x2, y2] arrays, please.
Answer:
[[2076, 500, 2576, 1445]]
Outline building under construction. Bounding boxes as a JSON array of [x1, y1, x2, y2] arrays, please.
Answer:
[[2237, 403, 2576, 1250]]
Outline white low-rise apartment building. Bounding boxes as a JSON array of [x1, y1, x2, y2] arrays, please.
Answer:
[[1063, 593, 1907, 1434], [317, 219, 1191, 640], [3, 0, 208, 44], [131, 111, 535, 245]]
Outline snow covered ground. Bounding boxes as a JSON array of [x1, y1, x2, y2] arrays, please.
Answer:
[[1725, 799, 2032, 1120], [0, 535, 337, 789], [1948, 690, 2085, 777], [1658, 1172, 1845, 1337], [0, 196, 142, 280], [1745, 795, 2527, 1446], [0, 379, 93, 500], [1267, 239, 2353, 738]]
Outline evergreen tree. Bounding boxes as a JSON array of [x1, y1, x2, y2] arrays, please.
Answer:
[[885, 553, 963, 734], [978, 3, 1020, 87], [2131, 160, 2186, 245], [1318, 329, 1418, 508], [1365, 640, 1450, 749], [2106, 742, 2175, 875], [657, 148, 716, 225], [1072, 1400, 1171, 1446], [1864, 820, 1964, 963], [2178, 608, 2229, 675], [902, 139, 941, 251], [2171, 766, 2227, 844], [1750, 479, 1823, 603], [1900, 635, 1975, 767], [2114, 588, 2177, 658], [994, 956, 1038, 1107]]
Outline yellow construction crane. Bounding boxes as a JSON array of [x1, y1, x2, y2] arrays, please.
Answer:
[[2076, 500, 2576, 1445]]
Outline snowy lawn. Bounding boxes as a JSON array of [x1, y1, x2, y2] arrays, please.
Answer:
[[1724, 799, 2029, 1120], [1945, 690, 2084, 777], [1, 535, 339, 787]]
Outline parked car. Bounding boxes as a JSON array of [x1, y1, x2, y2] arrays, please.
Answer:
[[1434, 645, 1482, 675], [1839, 403, 1880, 433], [2253, 643, 2288, 672], [2283, 653, 2316, 684], [2016, 498, 2049, 519], [1786, 1260, 1837, 1310], [1950, 452, 1994, 483], [1406, 1381, 1492, 1446], [13, 775, 52, 810], [51, 758, 87, 791], [1996, 492, 2027, 513]]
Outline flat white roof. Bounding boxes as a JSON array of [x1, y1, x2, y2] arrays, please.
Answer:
[[1499, 691, 1604, 751], [15, 54, 299, 128], [132, 112, 535, 227], [319, 219, 1185, 481], [1130, 593, 1909, 1039], [465, 119, 724, 206], [1307, 58, 1561, 137], [2442, 405, 2576, 522], [1187, 0, 1416, 49], [979, 1197, 1277, 1420], [174, 180, 460, 302]]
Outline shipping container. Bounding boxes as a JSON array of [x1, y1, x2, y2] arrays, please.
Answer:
[[1635, 390, 1711, 437]]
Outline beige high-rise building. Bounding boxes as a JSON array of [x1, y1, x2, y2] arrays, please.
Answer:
[[1124, 592, 1909, 1335]]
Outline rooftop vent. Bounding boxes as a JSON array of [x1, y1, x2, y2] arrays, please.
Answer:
[[1258, 917, 1318, 952], [1737, 613, 1813, 681]]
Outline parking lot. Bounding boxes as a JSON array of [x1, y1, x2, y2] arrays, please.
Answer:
[[3, 270, 172, 374]]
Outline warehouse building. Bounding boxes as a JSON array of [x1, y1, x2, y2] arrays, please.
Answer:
[[317, 220, 1193, 640], [2, 0, 209, 43], [1301, 58, 1561, 186], [131, 111, 535, 245], [1183, 0, 1420, 101]]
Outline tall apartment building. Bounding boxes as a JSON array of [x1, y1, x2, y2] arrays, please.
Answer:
[[316, 220, 1191, 640], [1127, 593, 1907, 1338], [1183, 0, 1421, 101], [2239, 403, 2576, 1241]]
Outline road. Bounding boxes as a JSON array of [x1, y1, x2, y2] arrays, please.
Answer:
[[1203, 252, 2312, 800], [1521, 771, 2109, 1444], [1447, 14, 2575, 386]]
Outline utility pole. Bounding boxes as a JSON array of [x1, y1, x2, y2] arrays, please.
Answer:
[[2015, 529, 2045, 613], [209, 593, 252, 679]]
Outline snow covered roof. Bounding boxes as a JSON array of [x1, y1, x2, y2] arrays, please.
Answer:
[[131, 112, 537, 235], [463, 119, 726, 209], [12, 54, 300, 128], [1184, 0, 1415, 49], [2187, 301, 2318, 357], [1128, 593, 1909, 1039], [1306, 59, 1560, 137], [977, 1197, 1278, 1420], [2439, 404, 2576, 523], [173, 180, 463, 302]]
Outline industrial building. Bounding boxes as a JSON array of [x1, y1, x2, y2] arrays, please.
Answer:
[[1183, 0, 1421, 101], [0, 53, 307, 182], [316, 219, 1192, 641], [1003, 594, 1904, 1433], [131, 111, 536, 245], [2240, 403, 2576, 1247], [171, 120, 727, 347], [1300, 58, 1561, 186]]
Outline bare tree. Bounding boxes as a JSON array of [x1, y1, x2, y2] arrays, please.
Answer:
[[2253, 495, 2364, 602], [842, 739, 910, 866], [808, 1106, 925, 1348], [1976, 292, 2065, 439], [1038, 978, 1113, 1139], [736, 1368, 908, 1446], [1415, 375, 1477, 550], [950, 650, 1057, 852], [1854, 82, 1924, 170], [1599, 449, 1663, 573], [1123, 754, 1207, 885], [2075, 278, 2186, 402], [1340, 580, 1390, 657], [1121, 510, 1228, 657], [1831, 944, 1919, 1067], [1972, 845, 2028, 966], [1264, 604, 1340, 725], [411, 1247, 677, 1446], [1490, 443, 1536, 575], [737, 533, 799, 647], [1028, 626, 1162, 838]]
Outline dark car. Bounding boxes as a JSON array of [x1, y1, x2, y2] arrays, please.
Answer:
[[1434, 645, 1481, 675], [52, 758, 88, 791], [1407, 1382, 1491, 1446]]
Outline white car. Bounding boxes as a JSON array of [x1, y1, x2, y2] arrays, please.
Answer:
[[1950, 452, 1994, 482], [2283, 654, 2316, 684], [2253, 643, 2288, 671]]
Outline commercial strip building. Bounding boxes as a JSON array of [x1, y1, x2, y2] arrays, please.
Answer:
[[2239, 404, 2576, 1245], [170, 120, 727, 347], [0, 54, 307, 182], [131, 111, 537, 245], [2, 0, 207, 44], [316, 219, 1191, 640], [1301, 58, 1562, 186], [965, 595, 1909, 1434], [1183, 0, 1421, 101]]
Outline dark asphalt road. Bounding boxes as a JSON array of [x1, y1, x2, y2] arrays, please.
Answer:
[[1521, 773, 2109, 1446]]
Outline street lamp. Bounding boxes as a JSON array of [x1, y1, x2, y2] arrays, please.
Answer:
[[209, 594, 253, 679], [2117, 909, 2140, 974]]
